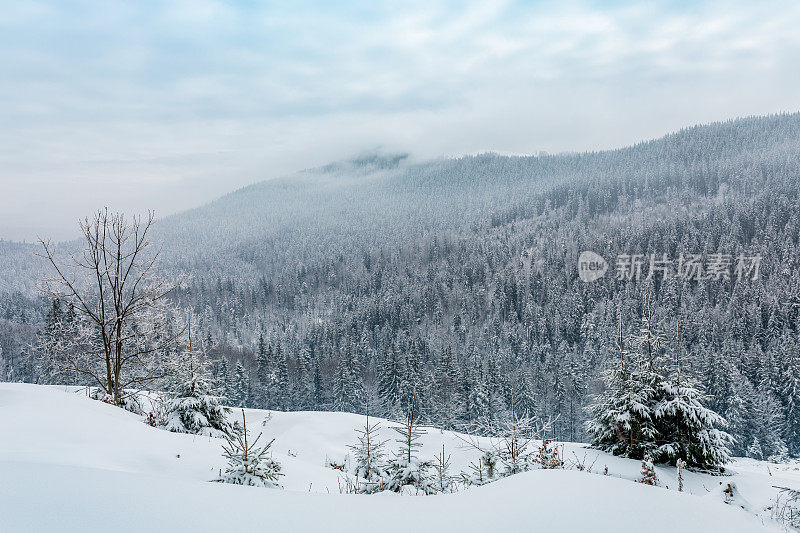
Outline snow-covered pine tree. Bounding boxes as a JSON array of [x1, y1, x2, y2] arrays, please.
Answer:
[[378, 343, 403, 414], [254, 335, 272, 409], [215, 410, 282, 488], [746, 386, 788, 461], [348, 401, 388, 493], [623, 295, 667, 459], [33, 298, 65, 385], [589, 306, 731, 469], [653, 320, 732, 469], [312, 362, 327, 409], [384, 388, 436, 494], [214, 357, 230, 398], [746, 437, 764, 460], [233, 361, 249, 408], [586, 314, 653, 457], [224, 360, 236, 403], [333, 347, 365, 414], [163, 322, 233, 439], [294, 347, 314, 410], [465, 363, 491, 430], [272, 345, 290, 410], [398, 342, 422, 411], [434, 346, 461, 429], [654, 375, 731, 468]]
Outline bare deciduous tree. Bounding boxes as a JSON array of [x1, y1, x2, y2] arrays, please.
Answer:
[[38, 209, 184, 404]]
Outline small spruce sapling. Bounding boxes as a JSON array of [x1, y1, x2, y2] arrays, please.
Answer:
[[215, 410, 282, 488], [348, 401, 388, 493], [385, 388, 436, 494], [163, 314, 233, 438], [433, 444, 455, 493]]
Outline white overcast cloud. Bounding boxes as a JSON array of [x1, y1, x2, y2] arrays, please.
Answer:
[[1, 0, 800, 240]]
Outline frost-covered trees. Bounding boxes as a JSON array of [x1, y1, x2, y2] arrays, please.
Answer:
[[232, 361, 249, 408], [163, 331, 233, 438], [272, 346, 290, 410], [10, 115, 800, 455], [254, 335, 272, 408], [586, 317, 648, 457], [348, 403, 388, 493], [744, 387, 788, 461], [378, 344, 403, 413], [32, 298, 79, 385], [655, 376, 732, 468], [384, 391, 436, 494], [333, 347, 364, 414], [37, 210, 184, 405], [587, 304, 731, 469], [215, 410, 282, 488]]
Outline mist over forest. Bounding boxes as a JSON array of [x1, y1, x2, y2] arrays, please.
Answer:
[[2, 113, 799, 461]]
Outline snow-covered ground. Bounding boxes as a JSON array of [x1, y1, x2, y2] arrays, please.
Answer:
[[0, 383, 794, 532]]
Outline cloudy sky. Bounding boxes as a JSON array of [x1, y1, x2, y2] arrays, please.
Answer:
[[2, 0, 800, 241]]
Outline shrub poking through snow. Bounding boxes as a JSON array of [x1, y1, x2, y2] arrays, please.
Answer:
[[215, 409, 282, 488], [461, 451, 501, 487], [639, 454, 658, 486], [535, 438, 564, 470], [144, 405, 164, 428], [457, 391, 554, 485]]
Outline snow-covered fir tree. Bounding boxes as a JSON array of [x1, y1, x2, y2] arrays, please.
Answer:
[[653, 322, 732, 468], [333, 347, 364, 414], [348, 402, 388, 493], [294, 347, 314, 410], [232, 360, 249, 408], [163, 339, 233, 439], [384, 390, 436, 494], [586, 316, 649, 457], [272, 345, 290, 410], [745, 386, 788, 461], [254, 335, 272, 409], [587, 303, 731, 469], [215, 410, 282, 488], [378, 344, 403, 414]]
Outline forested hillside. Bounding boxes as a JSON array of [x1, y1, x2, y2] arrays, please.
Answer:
[[3, 113, 800, 459]]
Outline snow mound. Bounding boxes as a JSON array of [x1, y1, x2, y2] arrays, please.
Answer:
[[0, 384, 784, 532]]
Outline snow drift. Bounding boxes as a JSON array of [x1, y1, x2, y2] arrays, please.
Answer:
[[0, 383, 787, 532]]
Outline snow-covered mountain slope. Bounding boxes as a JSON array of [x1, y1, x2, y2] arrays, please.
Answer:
[[0, 383, 790, 532]]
